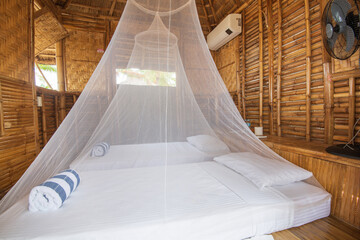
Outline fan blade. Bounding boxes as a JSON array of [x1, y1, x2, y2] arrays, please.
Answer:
[[329, 32, 338, 49], [331, 0, 351, 23], [344, 25, 355, 51]]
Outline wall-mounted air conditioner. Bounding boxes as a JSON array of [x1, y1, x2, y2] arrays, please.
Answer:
[[207, 14, 242, 51]]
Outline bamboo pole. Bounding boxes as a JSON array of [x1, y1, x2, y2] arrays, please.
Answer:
[[305, 0, 311, 141], [41, 94, 47, 144], [56, 40, 66, 123], [209, 0, 219, 24], [277, 0, 282, 137], [267, 0, 274, 134], [200, 0, 212, 32], [235, 36, 241, 113], [0, 80, 4, 136], [259, 0, 263, 127], [348, 77, 355, 142], [321, 0, 334, 144], [30, 0, 40, 154], [242, 11, 246, 119], [55, 95, 59, 128]]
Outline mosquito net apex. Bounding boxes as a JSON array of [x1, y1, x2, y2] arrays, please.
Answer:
[[0, 0, 292, 213]]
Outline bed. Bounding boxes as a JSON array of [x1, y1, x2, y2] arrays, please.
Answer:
[[0, 161, 331, 240], [70, 142, 222, 171]]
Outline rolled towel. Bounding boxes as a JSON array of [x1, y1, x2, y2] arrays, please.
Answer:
[[91, 142, 110, 157], [29, 169, 80, 212]]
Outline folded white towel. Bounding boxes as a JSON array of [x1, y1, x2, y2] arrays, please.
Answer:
[[29, 169, 80, 212], [91, 142, 110, 157]]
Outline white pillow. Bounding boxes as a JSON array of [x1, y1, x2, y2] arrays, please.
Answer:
[[214, 152, 312, 189], [186, 135, 230, 154]]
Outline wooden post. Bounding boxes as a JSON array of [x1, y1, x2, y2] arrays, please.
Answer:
[[348, 77, 355, 142], [321, 0, 334, 144], [30, 0, 40, 154], [259, 0, 264, 127], [0, 81, 4, 136], [305, 0, 311, 141], [105, 20, 111, 49], [241, 11, 246, 119], [41, 94, 47, 144], [235, 36, 241, 113], [55, 95, 59, 128], [276, 0, 282, 137], [56, 40, 66, 122], [267, 0, 274, 135]]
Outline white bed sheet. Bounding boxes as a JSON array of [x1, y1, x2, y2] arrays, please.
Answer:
[[70, 142, 216, 171], [0, 162, 330, 240]]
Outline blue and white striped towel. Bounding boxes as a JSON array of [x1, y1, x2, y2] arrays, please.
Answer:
[[91, 142, 110, 157], [28, 169, 80, 212]]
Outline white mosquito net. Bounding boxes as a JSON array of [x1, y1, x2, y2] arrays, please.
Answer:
[[0, 0, 317, 214]]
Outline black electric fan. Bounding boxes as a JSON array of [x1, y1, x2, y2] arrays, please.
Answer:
[[322, 0, 360, 159], [322, 0, 360, 59]]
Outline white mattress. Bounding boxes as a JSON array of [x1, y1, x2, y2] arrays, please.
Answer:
[[71, 142, 218, 171], [0, 162, 331, 240]]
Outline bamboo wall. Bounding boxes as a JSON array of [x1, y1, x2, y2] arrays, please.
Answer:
[[213, 0, 360, 144], [36, 87, 79, 149], [0, 0, 37, 199], [64, 30, 105, 92]]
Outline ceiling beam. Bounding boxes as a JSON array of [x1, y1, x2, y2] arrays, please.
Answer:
[[61, 9, 120, 21], [34, 7, 49, 19], [200, 0, 212, 32], [109, 0, 117, 16], [208, 0, 218, 24], [37, 0, 61, 21], [69, 2, 123, 14], [63, 0, 73, 9]]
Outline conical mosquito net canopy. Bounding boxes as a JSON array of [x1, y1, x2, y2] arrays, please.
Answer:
[[0, 0, 305, 214]]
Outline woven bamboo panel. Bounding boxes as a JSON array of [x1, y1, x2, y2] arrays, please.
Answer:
[[213, 38, 237, 92], [0, 0, 30, 82], [65, 30, 105, 91], [34, 11, 68, 56], [0, 77, 36, 199], [263, 136, 360, 229]]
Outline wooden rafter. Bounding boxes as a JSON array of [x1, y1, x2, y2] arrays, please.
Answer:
[[37, 0, 61, 21], [208, 0, 218, 24], [200, 0, 212, 32], [63, 0, 73, 9], [109, 0, 117, 16]]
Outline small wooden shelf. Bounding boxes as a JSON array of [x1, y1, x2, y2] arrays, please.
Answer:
[[262, 136, 360, 168]]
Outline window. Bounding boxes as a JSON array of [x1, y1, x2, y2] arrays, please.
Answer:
[[35, 64, 58, 90], [116, 68, 176, 87]]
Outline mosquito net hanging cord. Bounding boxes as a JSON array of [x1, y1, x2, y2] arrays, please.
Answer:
[[130, 0, 191, 16]]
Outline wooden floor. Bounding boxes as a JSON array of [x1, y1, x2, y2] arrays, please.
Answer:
[[272, 217, 360, 240]]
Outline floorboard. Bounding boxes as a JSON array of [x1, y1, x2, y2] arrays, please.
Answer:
[[272, 216, 360, 240]]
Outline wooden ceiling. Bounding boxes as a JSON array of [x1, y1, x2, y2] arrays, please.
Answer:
[[35, 0, 249, 35], [34, 0, 250, 64]]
